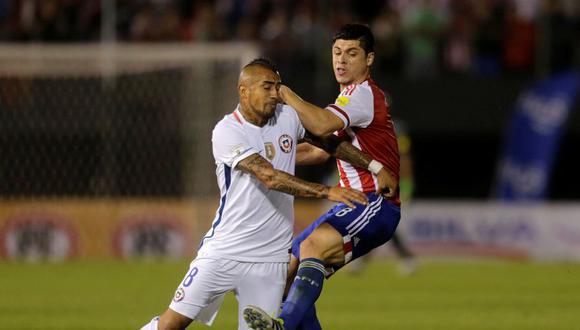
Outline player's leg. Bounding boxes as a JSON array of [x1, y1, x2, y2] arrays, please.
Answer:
[[391, 232, 418, 275], [244, 224, 343, 330], [142, 258, 232, 330], [391, 232, 413, 258], [344, 196, 401, 265], [243, 205, 344, 330], [283, 255, 321, 330], [244, 197, 395, 330], [296, 305, 322, 330], [140, 316, 160, 330], [275, 222, 343, 329], [284, 255, 299, 297], [157, 309, 192, 330], [244, 206, 350, 330], [288, 195, 400, 329], [346, 253, 371, 275], [237, 262, 287, 330]]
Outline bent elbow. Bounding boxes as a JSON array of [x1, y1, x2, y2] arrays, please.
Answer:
[[316, 151, 331, 163]]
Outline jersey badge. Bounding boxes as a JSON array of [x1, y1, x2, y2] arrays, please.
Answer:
[[231, 144, 247, 157], [335, 96, 350, 107], [264, 142, 276, 160], [173, 287, 185, 302], [278, 134, 293, 153]]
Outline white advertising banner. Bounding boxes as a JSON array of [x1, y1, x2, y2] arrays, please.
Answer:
[[396, 202, 580, 261]]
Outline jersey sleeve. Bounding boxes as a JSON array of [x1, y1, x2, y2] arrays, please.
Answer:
[[325, 84, 374, 129], [212, 120, 258, 169]]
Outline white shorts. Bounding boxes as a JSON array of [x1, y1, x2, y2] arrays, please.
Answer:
[[168, 257, 287, 330]]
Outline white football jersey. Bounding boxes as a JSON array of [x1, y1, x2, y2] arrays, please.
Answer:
[[197, 104, 305, 262]]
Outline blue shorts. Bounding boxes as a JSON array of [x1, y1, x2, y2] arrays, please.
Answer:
[[292, 193, 400, 274]]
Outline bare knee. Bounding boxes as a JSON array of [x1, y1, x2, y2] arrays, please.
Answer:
[[299, 224, 344, 264], [158, 309, 192, 330], [299, 235, 323, 260]]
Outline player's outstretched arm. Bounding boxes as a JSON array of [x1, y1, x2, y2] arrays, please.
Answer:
[[296, 142, 330, 166], [304, 132, 397, 196], [279, 85, 343, 136], [236, 154, 368, 207]]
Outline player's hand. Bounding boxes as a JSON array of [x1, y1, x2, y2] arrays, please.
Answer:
[[376, 168, 397, 198], [327, 186, 368, 208], [278, 84, 293, 104]]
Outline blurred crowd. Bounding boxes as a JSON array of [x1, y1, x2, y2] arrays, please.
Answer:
[[0, 0, 578, 78]]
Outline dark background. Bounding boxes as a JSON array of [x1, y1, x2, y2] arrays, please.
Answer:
[[1, 0, 579, 199]]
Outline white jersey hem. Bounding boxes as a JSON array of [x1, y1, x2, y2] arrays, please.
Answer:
[[196, 251, 290, 263]]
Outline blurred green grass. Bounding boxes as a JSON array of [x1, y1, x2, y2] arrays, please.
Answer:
[[0, 259, 578, 329]]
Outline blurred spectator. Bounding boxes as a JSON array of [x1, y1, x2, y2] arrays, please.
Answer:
[[0, 0, 100, 41], [0, 0, 578, 78], [502, 1, 536, 74], [473, 0, 504, 76], [441, 0, 475, 74], [190, 0, 228, 41], [538, 0, 579, 75], [371, 2, 405, 77], [401, 0, 447, 79]]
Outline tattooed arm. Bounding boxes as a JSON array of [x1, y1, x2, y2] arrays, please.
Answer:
[[238, 154, 327, 198], [302, 132, 367, 168], [303, 132, 397, 196], [236, 153, 367, 207], [295, 142, 330, 166]]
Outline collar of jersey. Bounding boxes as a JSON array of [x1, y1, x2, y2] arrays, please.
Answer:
[[234, 105, 268, 129]]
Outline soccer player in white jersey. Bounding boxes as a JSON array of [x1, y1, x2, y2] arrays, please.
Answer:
[[244, 24, 401, 330], [141, 58, 396, 330]]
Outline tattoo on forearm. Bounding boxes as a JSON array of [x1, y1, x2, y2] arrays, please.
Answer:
[[334, 141, 371, 169], [270, 171, 328, 198], [237, 154, 329, 198]]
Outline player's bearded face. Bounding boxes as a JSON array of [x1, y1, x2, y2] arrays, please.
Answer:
[[249, 76, 280, 118], [332, 39, 373, 87]]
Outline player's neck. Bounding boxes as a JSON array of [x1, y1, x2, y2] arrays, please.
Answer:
[[339, 73, 370, 91], [239, 105, 268, 127]]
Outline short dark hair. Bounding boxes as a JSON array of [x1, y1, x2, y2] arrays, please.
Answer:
[[332, 24, 375, 54], [243, 58, 279, 74]]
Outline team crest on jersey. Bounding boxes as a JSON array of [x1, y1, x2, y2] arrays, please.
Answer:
[[264, 142, 276, 160], [278, 134, 293, 153], [335, 96, 351, 107], [173, 287, 185, 302]]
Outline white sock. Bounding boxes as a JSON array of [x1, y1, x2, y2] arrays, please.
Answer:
[[140, 316, 159, 330]]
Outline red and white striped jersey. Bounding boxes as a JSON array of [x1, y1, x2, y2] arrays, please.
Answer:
[[326, 78, 400, 205]]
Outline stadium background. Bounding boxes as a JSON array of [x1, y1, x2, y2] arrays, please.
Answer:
[[1, 0, 579, 329]]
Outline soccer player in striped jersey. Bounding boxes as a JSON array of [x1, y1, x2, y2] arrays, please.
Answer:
[[244, 24, 401, 330], [141, 58, 395, 330]]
